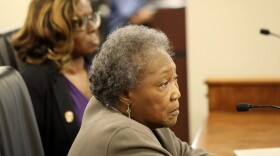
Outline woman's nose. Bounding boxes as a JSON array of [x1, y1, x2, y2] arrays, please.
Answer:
[[171, 83, 181, 101]]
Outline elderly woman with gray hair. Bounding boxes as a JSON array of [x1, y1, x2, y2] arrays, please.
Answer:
[[68, 25, 214, 156]]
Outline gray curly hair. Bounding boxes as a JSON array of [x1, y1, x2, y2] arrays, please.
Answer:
[[89, 25, 174, 106]]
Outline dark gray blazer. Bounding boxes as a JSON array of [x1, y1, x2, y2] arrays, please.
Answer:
[[68, 97, 214, 156]]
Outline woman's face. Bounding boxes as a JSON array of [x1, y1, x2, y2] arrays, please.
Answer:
[[73, 0, 99, 58], [128, 49, 181, 129]]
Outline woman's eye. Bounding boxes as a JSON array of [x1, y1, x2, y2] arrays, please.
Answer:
[[160, 81, 168, 88]]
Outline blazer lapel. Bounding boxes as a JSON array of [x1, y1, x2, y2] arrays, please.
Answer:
[[52, 74, 80, 141]]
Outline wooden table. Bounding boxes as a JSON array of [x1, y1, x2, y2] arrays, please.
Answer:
[[192, 112, 280, 156]]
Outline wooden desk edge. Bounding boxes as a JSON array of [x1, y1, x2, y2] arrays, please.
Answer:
[[205, 77, 280, 85], [191, 118, 207, 148]]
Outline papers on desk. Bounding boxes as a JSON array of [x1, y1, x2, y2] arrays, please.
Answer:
[[234, 147, 280, 156]]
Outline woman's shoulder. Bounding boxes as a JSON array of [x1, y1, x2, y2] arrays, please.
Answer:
[[23, 61, 55, 73], [21, 61, 58, 86], [22, 61, 57, 77], [70, 100, 171, 155], [82, 101, 157, 141], [104, 123, 171, 155], [110, 124, 158, 143]]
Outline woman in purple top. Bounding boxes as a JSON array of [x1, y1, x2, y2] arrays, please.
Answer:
[[11, 0, 100, 155]]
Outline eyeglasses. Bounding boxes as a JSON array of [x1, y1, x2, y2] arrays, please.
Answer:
[[73, 11, 101, 31]]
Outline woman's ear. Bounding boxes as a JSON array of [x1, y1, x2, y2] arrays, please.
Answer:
[[118, 90, 131, 105]]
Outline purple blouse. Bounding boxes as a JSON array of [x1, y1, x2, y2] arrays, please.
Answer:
[[65, 78, 89, 125]]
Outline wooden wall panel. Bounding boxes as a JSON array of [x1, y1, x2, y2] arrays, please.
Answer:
[[206, 78, 280, 113]]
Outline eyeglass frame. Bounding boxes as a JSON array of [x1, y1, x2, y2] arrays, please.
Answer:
[[72, 11, 101, 32]]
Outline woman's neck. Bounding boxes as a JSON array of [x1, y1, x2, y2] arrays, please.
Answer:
[[61, 56, 92, 99], [62, 57, 85, 74]]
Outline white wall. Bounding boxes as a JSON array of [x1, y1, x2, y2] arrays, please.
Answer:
[[187, 0, 280, 142], [0, 0, 29, 33]]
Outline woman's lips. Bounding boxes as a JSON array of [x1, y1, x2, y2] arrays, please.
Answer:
[[170, 109, 180, 116]]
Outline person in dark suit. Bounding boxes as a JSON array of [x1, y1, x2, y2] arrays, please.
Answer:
[[68, 25, 215, 156], [11, 0, 100, 155]]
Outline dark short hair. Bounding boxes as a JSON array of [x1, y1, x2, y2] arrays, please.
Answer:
[[89, 25, 174, 106]]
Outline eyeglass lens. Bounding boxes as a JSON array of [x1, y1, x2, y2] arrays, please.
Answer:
[[81, 12, 101, 31]]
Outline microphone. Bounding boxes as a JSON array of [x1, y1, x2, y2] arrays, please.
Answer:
[[236, 103, 280, 112], [260, 28, 280, 39], [260, 29, 270, 35]]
